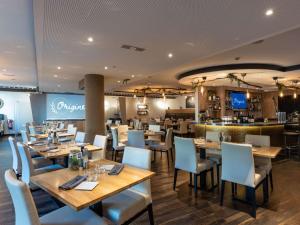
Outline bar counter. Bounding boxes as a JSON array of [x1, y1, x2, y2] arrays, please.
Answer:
[[195, 122, 285, 147]]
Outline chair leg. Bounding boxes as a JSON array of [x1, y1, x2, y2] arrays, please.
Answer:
[[170, 148, 174, 162], [250, 187, 256, 218], [173, 168, 178, 190], [269, 170, 274, 191], [194, 174, 198, 197], [114, 151, 118, 161], [210, 168, 214, 189], [216, 164, 220, 187], [111, 149, 114, 161], [231, 182, 235, 198], [263, 177, 269, 203], [189, 172, 192, 185], [147, 203, 154, 225], [220, 180, 225, 206], [166, 151, 170, 169]]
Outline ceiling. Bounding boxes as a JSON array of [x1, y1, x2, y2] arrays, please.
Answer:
[[1, 0, 300, 93]]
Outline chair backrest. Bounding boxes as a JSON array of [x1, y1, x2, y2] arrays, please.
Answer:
[[9, 136, 21, 174], [17, 143, 34, 185], [221, 142, 255, 187], [106, 119, 113, 125], [179, 121, 188, 133], [174, 137, 197, 173], [148, 125, 160, 132], [5, 170, 40, 225], [115, 120, 121, 125], [206, 131, 220, 142], [67, 124, 74, 133], [127, 130, 145, 148], [118, 125, 128, 141], [75, 131, 85, 143], [58, 122, 64, 129], [245, 134, 270, 147], [111, 128, 119, 149], [122, 147, 152, 199], [68, 126, 77, 135], [189, 124, 195, 132], [165, 128, 173, 149], [28, 126, 36, 135], [93, 135, 108, 159], [21, 130, 29, 143]]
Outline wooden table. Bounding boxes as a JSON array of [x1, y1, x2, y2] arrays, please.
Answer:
[[31, 159, 155, 211], [28, 143, 101, 159], [144, 131, 165, 137], [29, 132, 74, 140]]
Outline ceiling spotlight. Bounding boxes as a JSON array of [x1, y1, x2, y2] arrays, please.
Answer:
[[131, 74, 135, 78], [294, 92, 297, 99], [104, 66, 108, 70], [87, 37, 94, 42], [117, 80, 121, 83], [279, 91, 284, 98], [57, 84, 61, 88], [2, 69, 7, 72], [162, 92, 165, 97], [265, 9, 274, 16], [53, 74, 58, 78], [168, 53, 173, 58], [246, 90, 250, 99], [57, 66, 61, 70], [133, 94, 136, 98]]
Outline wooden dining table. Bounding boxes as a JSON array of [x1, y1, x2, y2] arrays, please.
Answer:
[[193, 138, 282, 189], [30, 132, 75, 140], [30, 159, 155, 212]]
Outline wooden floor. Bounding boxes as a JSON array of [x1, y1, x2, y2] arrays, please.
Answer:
[[1, 136, 300, 225]]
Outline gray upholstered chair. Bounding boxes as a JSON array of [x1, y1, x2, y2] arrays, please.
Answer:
[[150, 128, 173, 168], [127, 130, 145, 148], [245, 134, 273, 191], [5, 169, 109, 225], [173, 121, 188, 136], [111, 128, 125, 161], [173, 137, 214, 196], [102, 146, 154, 225], [75, 131, 86, 143], [17, 143, 63, 190], [206, 131, 222, 186], [220, 142, 268, 218], [91, 134, 107, 160]]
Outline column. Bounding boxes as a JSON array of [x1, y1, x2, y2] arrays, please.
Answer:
[[194, 87, 199, 122], [84, 74, 105, 143]]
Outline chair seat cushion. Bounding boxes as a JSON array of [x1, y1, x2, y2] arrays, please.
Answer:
[[207, 154, 222, 165], [115, 143, 125, 151], [40, 206, 108, 225], [254, 157, 272, 173], [35, 164, 64, 175], [150, 142, 168, 151], [102, 189, 148, 225], [254, 168, 267, 186], [32, 157, 53, 169], [196, 159, 213, 173]]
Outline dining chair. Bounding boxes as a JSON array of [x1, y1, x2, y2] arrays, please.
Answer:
[[68, 126, 78, 135], [149, 124, 160, 132], [8, 136, 22, 176], [173, 137, 214, 196], [67, 124, 74, 132], [102, 146, 154, 225], [75, 131, 86, 143], [111, 128, 125, 161], [245, 134, 273, 191], [28, 126, 36, 135], [91, 135, 107, 160], [118, 125, 128, 143], [220, 142, 268, 218], [17, 142, 63, 190], [188, 124, 195, 137], [206, 131, 222, 186], [173, 121, 188, 137], [127, 130, 145, 148], [58, 122, 65, 130], [20, 130, 39, 158], [150, 128, 173, 168], [5, 169, 109, 225]]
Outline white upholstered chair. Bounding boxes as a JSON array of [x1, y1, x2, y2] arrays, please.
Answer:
[[173, 121, 188, 136], [75, 131, 86, 143], [174, 137, 214, 196], [20, 130, 40, 158], [102, 147, 154, 225], [127, 130, 145, 148], [220, 142, 268, 218], [245, 134, 273, 191], [150, 128, 173, 168], [206, 131, 222, 186], [111, 128, 125, 161], [17, 143, 63, 189], [91, 135, 107, 160], [5, 169, 109, 225]]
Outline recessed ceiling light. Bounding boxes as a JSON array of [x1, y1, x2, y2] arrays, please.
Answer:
[[104, 66, 108, 70], [265, 9, 274, 16], [53, 74, 58, 78], [2, 69, 7, 72], [117, 80, 121, 83], [131, 74, 135, 78], [57, 66, 61, 70], [168, 53, 173, 58], [87, 37, 94, 42], [57, 84, 61, 87]]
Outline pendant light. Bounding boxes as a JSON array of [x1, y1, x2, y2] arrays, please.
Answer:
[[294, 92, 297, 99]]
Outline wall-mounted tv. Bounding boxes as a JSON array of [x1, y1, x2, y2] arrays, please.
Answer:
[[230, 91, 247, 110]]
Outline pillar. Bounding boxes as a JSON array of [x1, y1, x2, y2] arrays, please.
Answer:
[[195, 87, 199, 122], [84, 74, 105, 143]]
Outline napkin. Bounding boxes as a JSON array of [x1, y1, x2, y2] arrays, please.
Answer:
[[75, 182, 99, 191]]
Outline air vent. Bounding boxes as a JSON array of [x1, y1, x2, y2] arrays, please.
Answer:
[[121, 44, 145, 52], [252, 39, 264, 45]]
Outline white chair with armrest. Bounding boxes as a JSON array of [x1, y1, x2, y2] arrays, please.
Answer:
[[90, 135, 107, 160], [111, 128, 125, 161]]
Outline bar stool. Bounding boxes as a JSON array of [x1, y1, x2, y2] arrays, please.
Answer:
[[283, 131, 300, 159]]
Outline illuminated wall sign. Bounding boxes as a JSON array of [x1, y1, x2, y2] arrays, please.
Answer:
[[46, 94, 85, 120]]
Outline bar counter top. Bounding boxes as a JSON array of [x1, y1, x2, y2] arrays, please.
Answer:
[[196, 122, 287, 127]]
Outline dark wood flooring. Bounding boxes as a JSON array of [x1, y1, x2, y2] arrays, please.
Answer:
[[1, 136, 300, 225]]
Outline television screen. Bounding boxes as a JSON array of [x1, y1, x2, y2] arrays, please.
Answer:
[[46, 94, 85, 120], [230, 92, 247, 109]]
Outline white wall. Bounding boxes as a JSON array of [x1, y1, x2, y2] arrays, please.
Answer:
[[0, 91, 33, 134], [126, 96, 186, 120]]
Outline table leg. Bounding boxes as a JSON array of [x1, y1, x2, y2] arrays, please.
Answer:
[[90, 201, 103, 216], [64, 156, 69, 168]]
